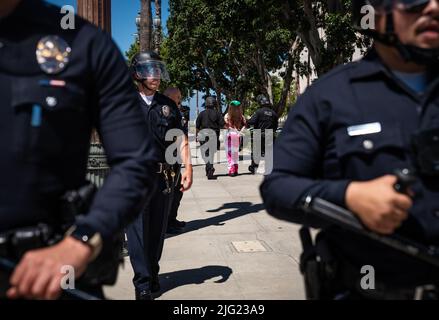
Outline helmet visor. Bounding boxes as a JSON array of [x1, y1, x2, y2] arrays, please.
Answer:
[[134, 61, 170, 82]]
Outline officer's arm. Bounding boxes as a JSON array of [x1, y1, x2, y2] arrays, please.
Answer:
[[247, 112, 258, 127], [260, 87, 350, 228], [75, 31, 159, 242]]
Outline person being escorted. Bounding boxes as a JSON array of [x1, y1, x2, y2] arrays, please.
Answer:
[[0, 0, 159, 300], [163, 87, 188, 234], [261, 0, 439, 300], [195, 96, 225, 180], [247, 95, 279, 174], [126, 52, 193, 300], [224, 100, 247, 177]]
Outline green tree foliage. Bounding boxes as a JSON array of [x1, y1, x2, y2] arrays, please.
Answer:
[[129, 0, 369, 116]]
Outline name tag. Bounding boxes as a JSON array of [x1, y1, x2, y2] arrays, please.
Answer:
[[347, 122, 382, 137]]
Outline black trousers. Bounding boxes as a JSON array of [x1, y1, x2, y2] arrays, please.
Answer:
[[169, 170, 183, 225], [126, 173, 174, 292], [200, 133, 220, 174]]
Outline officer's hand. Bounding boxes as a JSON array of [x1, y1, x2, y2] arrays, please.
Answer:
[[345, 175, 413, 235], [7, 236, 92, 300], [181, 165, 193, 192]]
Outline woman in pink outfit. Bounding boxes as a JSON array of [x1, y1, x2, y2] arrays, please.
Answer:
[[224, 101, 247, 177]]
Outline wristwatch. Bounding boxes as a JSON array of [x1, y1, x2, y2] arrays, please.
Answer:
[[65, 225, 103, 262]]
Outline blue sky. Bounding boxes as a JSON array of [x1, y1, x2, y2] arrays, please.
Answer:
[[46, 0, 170, 55]]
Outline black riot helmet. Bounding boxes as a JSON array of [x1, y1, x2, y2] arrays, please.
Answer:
[[352, 0, 439, 66], [256, 94, 272, 108], [205, 96, 217, 108], [130, 51, 170, 82]]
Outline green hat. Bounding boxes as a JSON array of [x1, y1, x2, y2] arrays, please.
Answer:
[[230, 100, 241, 107]]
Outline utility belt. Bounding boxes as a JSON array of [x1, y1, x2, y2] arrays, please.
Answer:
[[299, 227, 439, 300], [0, 183, 123, 289], [156, 162, 180, 195]]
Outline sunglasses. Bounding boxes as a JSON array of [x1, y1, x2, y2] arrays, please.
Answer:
[[395, 0, 435, 13]]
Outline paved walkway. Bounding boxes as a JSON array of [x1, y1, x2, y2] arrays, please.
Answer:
[[104, 133, 305, 300]]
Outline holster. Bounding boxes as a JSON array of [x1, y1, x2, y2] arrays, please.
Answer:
[[299, 227, 340, 300]]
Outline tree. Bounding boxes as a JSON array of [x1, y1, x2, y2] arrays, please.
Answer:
[[140, 0, 152, 51], [155, 0, 368, 116]]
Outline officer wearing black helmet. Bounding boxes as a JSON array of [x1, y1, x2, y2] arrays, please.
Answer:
[[126, 51, 193, 300], [196, 96, 225, 180], [0, 0, 159, 300], [261, 0, 439, 299], [247, 95, 279, 174]]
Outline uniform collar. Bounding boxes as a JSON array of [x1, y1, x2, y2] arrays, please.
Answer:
[[351, 48, 439, 99], [349, 49, 389, 81]]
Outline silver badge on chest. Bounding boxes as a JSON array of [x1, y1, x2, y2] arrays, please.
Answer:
[[162, 105, 171, 118], [36, 35, 71, 74]]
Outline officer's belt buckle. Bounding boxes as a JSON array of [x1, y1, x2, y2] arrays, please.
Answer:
[[414, 284, 437, 300]]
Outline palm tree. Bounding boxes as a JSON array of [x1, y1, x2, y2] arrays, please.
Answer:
[[140, 0, 152, 51]]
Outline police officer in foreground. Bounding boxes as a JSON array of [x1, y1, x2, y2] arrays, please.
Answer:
[[126, 52, 193, 300], [196, 96, 225, 180], [261, 0, 439, 299], [0, 0, 158, 299], [247, 94, 278, 174]]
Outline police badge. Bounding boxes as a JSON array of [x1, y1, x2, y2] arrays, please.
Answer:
[[36, 35, 71, 74], [162, 105, 171, 118]]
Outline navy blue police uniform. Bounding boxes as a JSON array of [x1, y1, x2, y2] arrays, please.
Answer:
[[261, 50, 439, 298], [0, 0, 158, 297], [126, 92, 184, 298], [247, 106, 279, 172], [196, 103, 225, 179]]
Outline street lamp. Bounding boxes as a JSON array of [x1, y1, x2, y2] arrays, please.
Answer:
[[135, 12, 141, 43]]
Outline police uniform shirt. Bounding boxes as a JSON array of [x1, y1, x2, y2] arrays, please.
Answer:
[[247, 107, 279, 131], [0, 0, 158, 240], [196, 108, 225, 131], [139, 92, 184, 163], [261, 49, 439, 285]]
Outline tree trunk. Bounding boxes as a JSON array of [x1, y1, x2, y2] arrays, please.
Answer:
[[275, 38, 300, 116], [140, 0, 152, 52]]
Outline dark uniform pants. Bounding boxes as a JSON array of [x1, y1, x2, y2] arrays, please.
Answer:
[[200, 131, 220, 174], [126, 173, 174, 292], [169, 169, 183, 225]]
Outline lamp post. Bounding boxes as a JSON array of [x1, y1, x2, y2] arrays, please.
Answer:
[[135, 12, 141, 44]]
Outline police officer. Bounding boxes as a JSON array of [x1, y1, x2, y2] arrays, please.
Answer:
[[0, 0, 158, 300], [196, 96, 225, 180], [261, 0, 439, 300], [247, 94, 279, 174], [126, 52, 193, 300], [164, 87, 188, 234]]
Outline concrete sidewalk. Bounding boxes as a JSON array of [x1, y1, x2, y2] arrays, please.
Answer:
[[104, 134, 305, 300]]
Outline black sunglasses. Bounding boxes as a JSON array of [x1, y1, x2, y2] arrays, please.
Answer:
[[396, 0, 433, 13]]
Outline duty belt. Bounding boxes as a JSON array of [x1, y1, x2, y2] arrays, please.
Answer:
[[156, 162, 179, 195], [0, 224, 55, 261]]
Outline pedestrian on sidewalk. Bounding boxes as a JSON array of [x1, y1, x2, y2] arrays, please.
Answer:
[[224, 100, 247, 177]]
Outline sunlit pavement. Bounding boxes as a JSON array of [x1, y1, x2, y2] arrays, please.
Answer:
[[104, 132, 305, 300]]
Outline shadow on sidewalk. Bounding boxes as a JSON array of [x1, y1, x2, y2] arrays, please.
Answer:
[[155, 265, 233, 298], [166, 202, 265, 239]]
